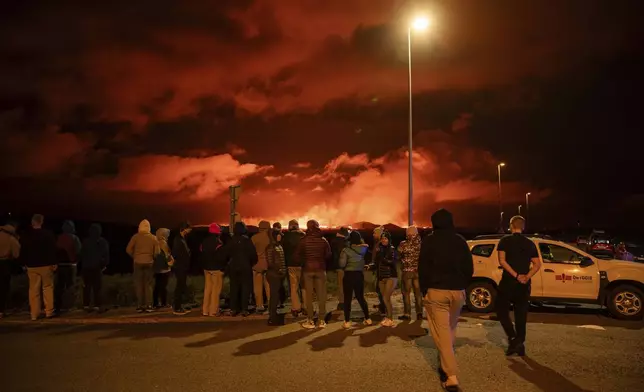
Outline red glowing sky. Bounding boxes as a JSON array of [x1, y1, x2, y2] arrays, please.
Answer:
[[0, 1, 642, 228]]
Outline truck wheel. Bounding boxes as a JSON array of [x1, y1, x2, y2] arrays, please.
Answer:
[[466, 282, 497, 313], [607, 285, 644, 320]]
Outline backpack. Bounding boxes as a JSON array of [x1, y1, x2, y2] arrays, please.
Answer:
[[266, 242, 286, 277], [153, 250, 170, 273]]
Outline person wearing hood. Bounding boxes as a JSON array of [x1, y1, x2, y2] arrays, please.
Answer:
[[153, 228, 173, 309], [338, 230, 372, 328], [266, 226, 287, 326], [251, 220, 272, 313], [297, 220, 331, 329], [21, 214, 57, 320], [222, 221, 257, 316], [172, 221, 192, 315], [200, 223, 228, 316], [369, 226, 386, 315], [330, 227, 350, 311], [418, 209, 473, 392], [0, 221, 20, 318], [55, 220, 82, 314], [282, 220, 306, 316], [374, 230, 398, 327], [126, 219, 160, 313], [398, 225, 423, 321], [80, 223, 109, 312]]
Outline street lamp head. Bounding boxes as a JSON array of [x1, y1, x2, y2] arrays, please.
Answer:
[[411, 16, 430, 31], [498, 162, 506, 167], [526, 192, 531, 196]]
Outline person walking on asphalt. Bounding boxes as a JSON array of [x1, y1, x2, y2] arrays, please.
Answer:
[[298, 219, 332, 329], [398, 225, 424, 321], [172, 221, 192, 315], [21, 214, 58, 321], [496, 215, 542, 357], [224, 221, 257, 317], [374, 230, 398, 327], [266, 228, 287, 326], [153, 228, 173, 309], [370, 226, 386, 315], [200, 223, 228, 317], [418, 208, 474, 392], [282, 220, 306, 317], [0, 221, 20, 319], [79, 223, 109, 312], [251, 221, 272, 313], [55, 220, 81, 314], [330, 227, 350, 311], [126, 219, 160, 313], [338, 230, 372, 328]]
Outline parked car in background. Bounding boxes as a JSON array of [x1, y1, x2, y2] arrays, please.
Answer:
[[466, 236, 644, 320], [576, 235, 588, 247], [586, 230, 614, 258]]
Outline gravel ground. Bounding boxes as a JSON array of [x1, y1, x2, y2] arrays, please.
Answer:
[[1, 298, 643, 392]]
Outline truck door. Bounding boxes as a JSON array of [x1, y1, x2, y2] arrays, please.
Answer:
[[537, 241, 600, 300]]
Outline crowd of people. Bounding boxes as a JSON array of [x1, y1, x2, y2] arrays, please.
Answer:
[[0, 210, 540, 391]]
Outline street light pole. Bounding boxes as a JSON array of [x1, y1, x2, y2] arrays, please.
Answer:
[[497, 163, 505, 230], [407, 26, 413, 226], [525, 192, 531, 229], [518, 205, 522, 215]]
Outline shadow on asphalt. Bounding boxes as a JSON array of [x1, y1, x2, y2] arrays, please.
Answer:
[[508, 356, 593, 392], [308, 327, 354, 351], [233, 328, 316, 356], [466, 305, 644, 330], [358, 320, 427, 348]]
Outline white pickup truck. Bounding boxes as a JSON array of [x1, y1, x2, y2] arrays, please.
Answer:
[[466, 236, 644, 320]]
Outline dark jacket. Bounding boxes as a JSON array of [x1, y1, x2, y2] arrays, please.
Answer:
[[56, 220, 81, 265], [224, 222, 258, 273], [172, 234, 191, 271], [330, 235, 349, 270], [200, 234, 228, 271], [296, 228, 331, 272], [418, 209, 473, 292], [375, 244, 397, 279], [282, 229, 305, 267], [80, 224, 110, 270], [266, 235, 286, 278], [21, 228, 57, 268]]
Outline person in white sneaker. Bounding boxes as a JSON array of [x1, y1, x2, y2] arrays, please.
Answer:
[[297, 220, 331, 329], [374, 231, 398, 327], [339, 231, 372, 329]]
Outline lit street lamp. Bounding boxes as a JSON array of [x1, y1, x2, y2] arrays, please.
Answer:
[[407, 15, 430, 226], [497, 163, 505, 230], [518, 205, 522, 215], [526, 192, 531, 229]]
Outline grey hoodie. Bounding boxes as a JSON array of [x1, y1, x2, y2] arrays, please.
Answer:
[[339, 244, 369, 271]]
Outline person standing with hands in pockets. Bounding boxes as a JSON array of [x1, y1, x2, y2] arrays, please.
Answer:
[[496, 215, 542, 357]]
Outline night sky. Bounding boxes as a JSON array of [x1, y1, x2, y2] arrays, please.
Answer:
[[1, 1, 642, 229]]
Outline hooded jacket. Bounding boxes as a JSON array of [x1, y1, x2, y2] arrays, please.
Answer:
[[282, 223, 305, 267], [0, 224, 20, 260], [200, 233, 228, 271], [296, 226, 331, 272], [375, 232, 397, 279], [224, 222, 258, 272], [398, 226, 421, 273], [330, 234, 349, 270], [126, 219, 160, 265], [56, 220, 82, 265], [80, 224, 110, 270], [266, 233, 286, 278], [251, 220, 271, 272], [418, 209, 473, 292], [21, 227, 57, 268], [153, 228, 173, 273], [339, 244, 369, 271]]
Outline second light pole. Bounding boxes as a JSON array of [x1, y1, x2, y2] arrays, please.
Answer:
[[407, 16, 430, 226], [497, 162, 506, 230]]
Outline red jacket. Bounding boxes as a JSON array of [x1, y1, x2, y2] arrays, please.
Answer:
[[296, 229, 331, 272], [56, 233, 81, 264]]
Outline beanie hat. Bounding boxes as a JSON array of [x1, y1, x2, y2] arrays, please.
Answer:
[[288, 220, 299, 230], [349, 230, 363, 245], [273, 222, 282, 230], [209, 223, 221, 235], [307, 220, 320, 230]]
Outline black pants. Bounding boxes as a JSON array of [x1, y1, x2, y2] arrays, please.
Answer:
[[496, 279, 530, 344], [55, 265, 76, 311], [229, 270, 252, 313], [0, 262, 12, 313], [173, 270, 188, 311], [268, 274, 283, 322], [375, 273, 385, 312], [343, 271, 370, 321], [82, 268, 102, 307], [153, 273, 169, 307]]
